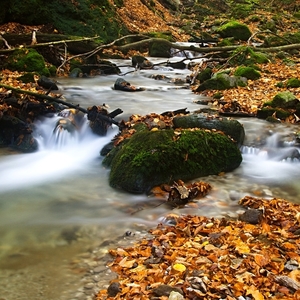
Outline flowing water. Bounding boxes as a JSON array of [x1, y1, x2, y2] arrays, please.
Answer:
[[1, 58, 300, 300]]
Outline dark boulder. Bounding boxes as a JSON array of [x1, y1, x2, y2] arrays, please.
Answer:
[[172, 114, 245, 147], [105, 129, 242, 194], [0, 115, 38, 152]]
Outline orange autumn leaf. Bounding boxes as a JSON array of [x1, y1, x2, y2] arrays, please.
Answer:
[[254, 254, 270, 267], [235, 240, 250, 254]]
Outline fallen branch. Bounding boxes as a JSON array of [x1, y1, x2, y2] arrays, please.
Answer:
[[0, 35, 100, 54], [0, 83, 121, 127]]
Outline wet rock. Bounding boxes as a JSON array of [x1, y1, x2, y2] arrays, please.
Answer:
[[107, 282, 121, 297], [69, 68, 84, 78], [106, 129, 242, 194], [37, 75, 59, 90], [239, 209, 263, 224], [132, 55, 153, 69], [173, 113, 245, 147], [0, 115, 38, 152], [114, 78, 144, 92]]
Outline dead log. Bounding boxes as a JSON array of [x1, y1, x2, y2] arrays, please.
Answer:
[[0, 83, 122, 128]]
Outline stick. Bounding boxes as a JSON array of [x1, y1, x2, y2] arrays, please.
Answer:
[[0, 83, 122, 127]]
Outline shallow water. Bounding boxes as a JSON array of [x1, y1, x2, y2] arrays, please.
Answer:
[[1, 58, 300, 299]]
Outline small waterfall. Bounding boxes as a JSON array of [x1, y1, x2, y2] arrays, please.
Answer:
[[0, 111, 117, 193], [241, 132, 300, 162], [238, 132, 300, 183]]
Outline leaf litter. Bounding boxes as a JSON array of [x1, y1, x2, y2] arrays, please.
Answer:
[[96, 196, 300, 300]]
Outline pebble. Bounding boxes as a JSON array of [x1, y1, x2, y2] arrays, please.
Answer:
[[84, 282, 95, 289]]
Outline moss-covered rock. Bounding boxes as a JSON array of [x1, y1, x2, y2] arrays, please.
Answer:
[[264, 91, 299, 109], [216, 21, 252, 41], [195, 73, 247, 92], [196, 68, 213, 82], [234, 66, 261, 80], [149, 41, 171, 57], [172, 114, 245, 147], [286, 78, 300, 88], [5, 49, 50, 76], [256, 107, 291, 120], [257, 91, 299, 121], [107, 129, 242, 193]]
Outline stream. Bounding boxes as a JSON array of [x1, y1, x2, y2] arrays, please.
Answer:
[[0, 57, 300, 300]]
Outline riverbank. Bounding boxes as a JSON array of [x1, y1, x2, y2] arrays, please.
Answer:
[[96, 196, 300, 299]]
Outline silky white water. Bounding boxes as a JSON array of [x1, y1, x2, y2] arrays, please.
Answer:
[[0, 58, 300, 299]]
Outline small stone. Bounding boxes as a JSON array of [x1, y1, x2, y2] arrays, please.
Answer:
[[107, 282, 121, 297], [84, 282, 95, 289], [239, 209, 263, 224], [93, 266, 104, 273], [152, 284, 183, 297]]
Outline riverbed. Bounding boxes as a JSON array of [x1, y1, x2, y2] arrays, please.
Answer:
[[0, 58, 300, 300]]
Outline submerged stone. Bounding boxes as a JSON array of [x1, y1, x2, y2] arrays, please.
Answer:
[[107, 129, 242, 194]]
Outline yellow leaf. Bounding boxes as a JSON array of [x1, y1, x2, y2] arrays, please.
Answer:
[[173, 263, 186, 272], [235, 240, 250, 254], [246, 285, 264, 300]]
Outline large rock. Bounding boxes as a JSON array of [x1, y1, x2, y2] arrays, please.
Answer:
[[105, 129, 242, 194], [172, 114, 245, 147], [0, 115, 38, 152], [195, 73, 247, 92], [216, 21, 251, 41]]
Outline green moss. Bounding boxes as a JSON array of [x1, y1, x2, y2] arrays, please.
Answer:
[[6, 49, 50, 76], [286, 78, 300, 88], [269, 91, 298, 108], [234, 66, 261, 80], [107, 129, 242, 193], [148, 32, 174, 41], [230, 3, 253, 19], [196, 68, 213, 82], [3, 0, 128, 42], [18, 72, 36, 83], [216, 21, 251, 41], [229, 46, 269, 66], [217, 37, 235, 46], [149, 40, 171, 58], [257, 107, 291, 120]]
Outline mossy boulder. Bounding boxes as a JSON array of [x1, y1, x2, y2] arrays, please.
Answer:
[[216, 21, 251, 41], [256, 107, 291, 120], [149, 41, 171, 57], [195, 73, 247, 92], [172, 114, 245, 147], [264, 91, 299, 109], [5, 49, 50, 76], [196, 68, 213, 82], [234, 66, 261, 80], [286, 78, 300, 88], [257, 91, 299, 120], [106, 129, 242, 194]]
